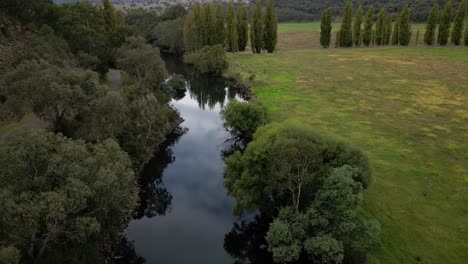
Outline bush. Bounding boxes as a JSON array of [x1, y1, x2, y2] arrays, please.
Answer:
[[221, 99, 268, 140], [184, 44, 228, 74]]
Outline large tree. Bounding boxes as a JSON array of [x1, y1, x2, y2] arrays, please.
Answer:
[[438, 0, 453, 45], [0, 130, 137, 262], [451, 0, 467, 45], [237, 5, 249, 51], [424, 3, 439, 45], [320, 8, 332, 48], [362, 6, 374, 46], [398, 4, 412, 45], [226, 2, 238, 52], [339, 1, 354, 47], [203, 3, 216, 46], [375, 8, 386, 45], [214, 1, 226, 46], [250, 0, 264, 53], [353, 5, 363, 47], [263, 0, 278, 53], [391, 18, 400, 45], [465, 21, 468, 45], [221, 99, 268, 141]]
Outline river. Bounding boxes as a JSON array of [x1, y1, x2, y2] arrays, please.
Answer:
[[121, 56, 243, 264]]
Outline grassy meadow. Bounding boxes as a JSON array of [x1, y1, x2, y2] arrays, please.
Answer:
[[229, 43, 468, 263], [278, 22, 427, 50]]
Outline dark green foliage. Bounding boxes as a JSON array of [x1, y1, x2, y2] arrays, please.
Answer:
[[183, 13, 200, 51], [237, 5, 249, 51], [0, 130, 137, 262], [226, 2, 238, 52], [415, 29, 420, 45], [384, 15, 392, 45], [0, 247, 20, 264], [398, 4, 412, 46], [339, 1, 354, 47], [375, 9, 386, 45], [151, 18, 185, 54], [203, 3, 216, 46], [224, 122, 378, 263], [363, 6, 374, 46], [184, 45, 228, 74], [391, 19, 399, 45], [353, 5, 363, 47], [372, 29, 376, 45], [320, 8, 332, 48], [221, 99, 268, 140], [251, 0, 264, 53], [465, 21, 468, 45], [215, 1, 226, 46], [424, 4, 439, 45], [438, 0, 453, 45], [451, 0, 466, 45], [160, 4, 187, 21], [263, 0, 278, 53]]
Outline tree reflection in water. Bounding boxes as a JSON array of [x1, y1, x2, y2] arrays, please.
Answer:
[[133, 126, 187, 219]]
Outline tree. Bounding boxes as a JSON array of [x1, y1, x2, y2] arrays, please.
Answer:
[[424, 4, 439, 45], [415, 29, 420, 45], [339, 1, 354, 47], [263, 0, 278, 53], [451, 0, 466, 45], [465, 21, 468, 45], [0, 130, 137, 261], [438, 0, 453, 45], [399, 4, 412, 45], [226, 1, 238, 52], [375, 8, 386, 45], [214, 1, 226, 46], [250, 0, 263, 53], [384, 14, 392, 45], [320, 8, 332, 48], [203, 3, 216, 45], [221, 99, 268, 141], [335, 31, 340, 48], [192, 3, 206, 47], [103, 0, 117, 31], [183, 13, 200, 51], [363, 6, 374, 46], [237, 5, 249, 51], [152, 18, 185, 54], [184, 44, 228, 74], [391, 18, 399, 45], [353, 5, 363, 47]]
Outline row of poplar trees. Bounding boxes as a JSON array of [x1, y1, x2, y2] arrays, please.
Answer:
[[320, 0, 467, 48], [183, 0, 278, 53]]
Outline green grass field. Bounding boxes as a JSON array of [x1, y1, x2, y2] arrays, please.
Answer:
[[277, 22, 427, 50], [228, 46, 468, 263]]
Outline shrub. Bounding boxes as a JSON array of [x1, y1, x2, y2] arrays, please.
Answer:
[[221, 99, 268, 140], [184, 44, 228, 74]]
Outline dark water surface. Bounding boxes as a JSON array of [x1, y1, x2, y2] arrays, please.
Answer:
[[123, 56, 242, 264]]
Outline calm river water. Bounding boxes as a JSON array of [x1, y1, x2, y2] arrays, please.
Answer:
[[122, 56, 242, 264]]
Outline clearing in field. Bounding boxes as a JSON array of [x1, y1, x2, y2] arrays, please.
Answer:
[[228, 47, 468, 264]]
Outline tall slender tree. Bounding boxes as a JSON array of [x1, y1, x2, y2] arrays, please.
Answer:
[[103, 0, 117, 31], [424, 4, 439, 45], [451, 0, 466, 45], [391, 19, 399, 45], [415, 29, 420, 45], [226, 1, 237, 52], [363, 6, 374, 46], [398, 4, 412, 45], [339, 1, 354, 47], [335, 31, 341, 48], [214, 1, 225, 46], [465, 21, 468, 45], [250, 0, 263, 53], [320, 8, 332, 48], [384, 14, 392, 45], [375, 8, 386, 45], [353, 5, 363, 46], [438, 0, 453, 45], [192, 3, 205, 47], [263, 0, 278, 53], [237, 5, 249, 51], [204, 3, 216, 45]]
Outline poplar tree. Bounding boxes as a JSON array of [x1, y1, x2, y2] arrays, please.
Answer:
[[226, 1, 237, 52], [465, 21, 468, 45], [214, 1, 225, 46], [372, 29, 376, 45], [263, 0, 278, 53], [320, 8, 332, 48], [384, 15, 392, 45], [398, 4, 412, 46], [103, 0, 117, 31], [335, 31, 341, 48], [339, 1, 354, 47], [353, 5, 363, 46], [204, 3, 216, 45], [363, 6, 374, 46], [438, 0, 453, 45], [451, 0, 466, 45], [391, 19, 399, 45], [193, 3, 205, 46], [375, 8, 386, 45], [237, 5, 249, 51], [424, 3, 439, 45], [250, 0, 263, 53]]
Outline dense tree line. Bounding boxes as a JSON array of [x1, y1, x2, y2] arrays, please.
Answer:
[[322, 0, 468, 48], [183, 0, 278, 54], [0, 1, 180, 263]]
